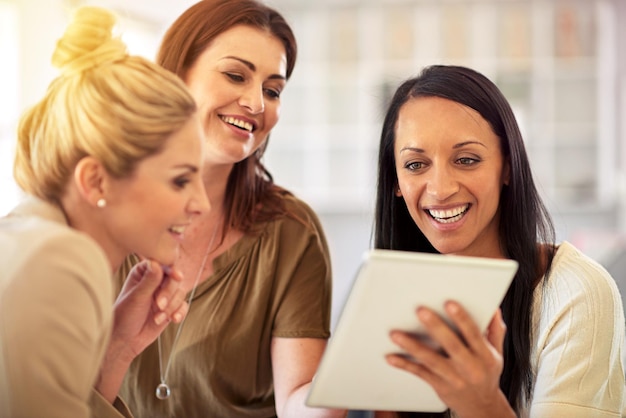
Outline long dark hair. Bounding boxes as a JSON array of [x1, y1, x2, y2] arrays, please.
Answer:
[[374, 65, 556, 414], [157, 0, 298, 232]]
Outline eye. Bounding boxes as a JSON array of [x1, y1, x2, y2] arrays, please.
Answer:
[[457, 157, 480, 166], [173, 177, 191, 189], [225, 72, 244, 82], [264, 88, 281, 99], [405, 161, 424, 171]]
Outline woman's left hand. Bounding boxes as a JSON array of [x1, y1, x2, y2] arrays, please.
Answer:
[[94, 259, 189, 402], [110, 260, 189, 358], [385, 302, 514, 418]]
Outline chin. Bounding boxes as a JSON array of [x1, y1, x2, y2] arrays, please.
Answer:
[[429, 240, 468, 256], [145, 246, 179, 268]]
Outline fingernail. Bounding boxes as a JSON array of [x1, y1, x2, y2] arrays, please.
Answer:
[[154, 312, 167, 325], [417, 307, 432, 321], [386, 355, 400, 366], [389, 330, 400, 342], [446, 301, 460, 314], [173, 312, 183, 323], [157, 297, 167, 310]]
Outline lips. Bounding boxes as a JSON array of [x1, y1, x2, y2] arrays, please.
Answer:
[[167, 225, 187, 245], [427, 204, 469, 224], [220, 115, 255, 132]]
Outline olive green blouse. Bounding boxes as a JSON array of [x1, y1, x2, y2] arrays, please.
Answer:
[[119, 194, 332, 418]]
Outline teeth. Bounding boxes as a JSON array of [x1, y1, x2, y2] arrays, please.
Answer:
[[428, 205, 468, 224], [169, 226, 185, 234], [221, 116, 253, 132]]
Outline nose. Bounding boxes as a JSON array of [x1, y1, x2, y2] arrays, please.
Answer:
[[425, 165, 459, 201], [239, 84, 264, 115], [188, 179, 211, 215]]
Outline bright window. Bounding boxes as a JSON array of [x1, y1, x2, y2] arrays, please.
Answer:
[[0, 1, 20, 216]]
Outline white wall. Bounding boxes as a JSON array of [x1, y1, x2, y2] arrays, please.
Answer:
[[4, 0, 626, 329]]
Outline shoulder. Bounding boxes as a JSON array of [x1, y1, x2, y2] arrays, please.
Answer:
[[280, 192, 322, 221], [530, 247, 625, 416], [0, 216, 115, 418], [546, 241, 619, 298], [0, 213, 112, 301], [257, 192, 331, 263], [273, 192, 327, 237], [2, 197, 110, 281], [535, 241, 624, 331]]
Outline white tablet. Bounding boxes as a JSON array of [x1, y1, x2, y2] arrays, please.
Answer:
[[306, 249, 518, 412]]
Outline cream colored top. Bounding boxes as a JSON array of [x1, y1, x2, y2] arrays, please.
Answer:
[[0, 197, 131, 418]]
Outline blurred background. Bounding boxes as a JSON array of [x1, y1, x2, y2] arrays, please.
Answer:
[[2, 0, 625, 328]]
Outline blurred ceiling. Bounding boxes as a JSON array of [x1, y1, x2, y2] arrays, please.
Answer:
[[78, 0, 198, 27]]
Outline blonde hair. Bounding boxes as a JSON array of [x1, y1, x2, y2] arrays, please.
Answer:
[[14, 6, 196, 202]]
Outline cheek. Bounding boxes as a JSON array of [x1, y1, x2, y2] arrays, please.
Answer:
[[397, 175, 421, 200], [398, 184, 425, 218], [476, 173, 503, 200], [264, 103, 281, 131]]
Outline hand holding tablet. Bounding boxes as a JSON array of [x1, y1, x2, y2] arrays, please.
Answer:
[[306, 249, 518, 412]]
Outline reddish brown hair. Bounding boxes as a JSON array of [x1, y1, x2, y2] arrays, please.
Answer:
[[157, 0, 298, 233]]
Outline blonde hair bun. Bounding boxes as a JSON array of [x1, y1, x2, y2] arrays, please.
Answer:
[[14, 5, 196, 203], [52, 6, 127, 75]]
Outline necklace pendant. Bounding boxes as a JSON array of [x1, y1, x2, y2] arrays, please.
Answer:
[[156, 382, 171, 400]]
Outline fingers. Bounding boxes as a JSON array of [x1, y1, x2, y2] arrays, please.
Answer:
[[390, 306, 471, 380], [443, 302, 485, 354], [123, 260, 164, 296], [387, 303, 508, 414], [385, 343, 441, 387], [153, 285, 188, 325], [170, 301, 189, 324], [122, 261, 189, 326], [152, 266, 188, 325], [387, 302, 504, 381], [386, 330, 446, 385]]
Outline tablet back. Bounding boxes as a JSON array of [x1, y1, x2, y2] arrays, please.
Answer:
[[306, 249, 518, 412]]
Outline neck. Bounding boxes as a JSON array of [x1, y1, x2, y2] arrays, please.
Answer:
[[201, 163, 233, 210], [59, 193, 122, 272]]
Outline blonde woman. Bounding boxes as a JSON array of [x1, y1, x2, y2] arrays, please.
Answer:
[[0, 6, 208, 418]]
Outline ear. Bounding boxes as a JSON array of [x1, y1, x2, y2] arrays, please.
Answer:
[[502, 158, 511, 186], [395, 184, 402, 197], [73, 156, 107, 207]]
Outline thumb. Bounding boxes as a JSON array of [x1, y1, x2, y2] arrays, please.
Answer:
[[122, 259, 164, 297], [486, 308, 507, 356]]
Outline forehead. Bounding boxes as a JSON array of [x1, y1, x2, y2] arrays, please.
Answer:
[[198, 24, 287, 76], [395, 96, 498, 145]]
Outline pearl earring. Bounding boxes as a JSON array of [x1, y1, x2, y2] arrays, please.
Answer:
[[96, 198, 106, 208]]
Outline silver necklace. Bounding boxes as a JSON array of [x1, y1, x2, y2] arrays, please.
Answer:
[[155, 220, 221, 400]]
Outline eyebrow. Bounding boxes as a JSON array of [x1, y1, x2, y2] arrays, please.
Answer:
[[223, 56, 286, 81], [173, 164, 199, 173], [453, 140, 487, 149], [400, 140, 487, 153]]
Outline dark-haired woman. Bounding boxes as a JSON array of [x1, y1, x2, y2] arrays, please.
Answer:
[[372, 65, 625, 418]]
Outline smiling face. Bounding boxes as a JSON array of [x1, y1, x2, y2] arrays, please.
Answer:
[[101, 114, 209, 266], [183, 24, 287, 166], [394, 96, 510, 258]]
